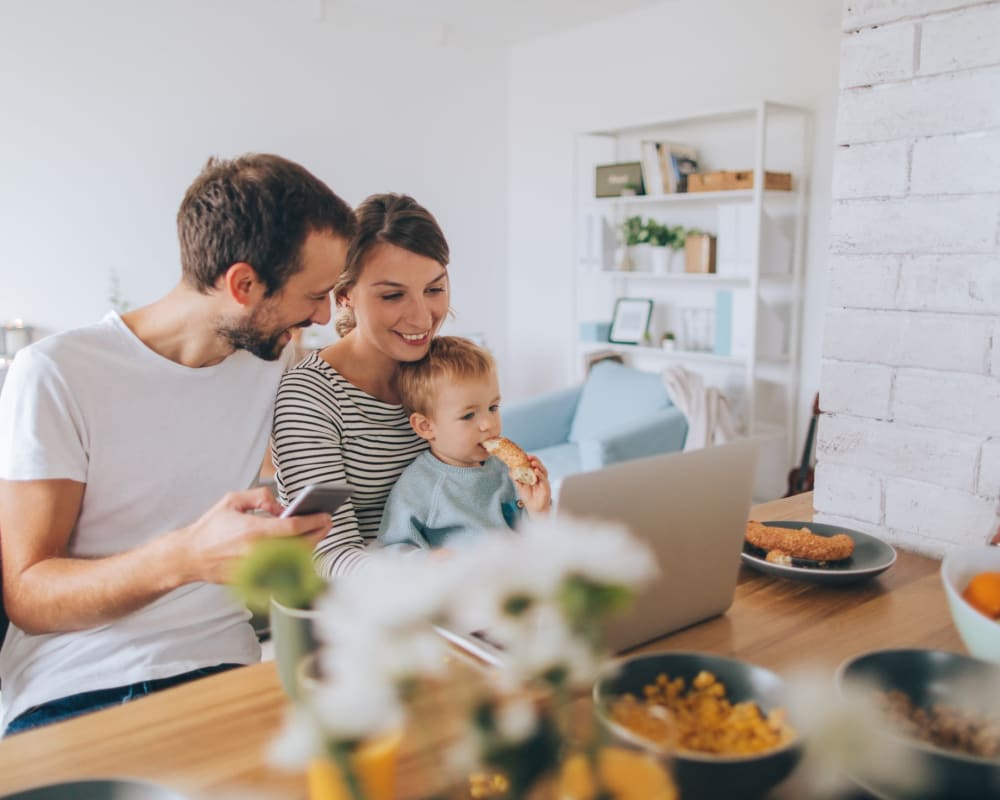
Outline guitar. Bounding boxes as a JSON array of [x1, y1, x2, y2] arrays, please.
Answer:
[[785, 393, 820, 497]]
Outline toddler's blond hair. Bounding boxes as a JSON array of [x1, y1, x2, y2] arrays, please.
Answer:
[[393, 336, 496, 416]]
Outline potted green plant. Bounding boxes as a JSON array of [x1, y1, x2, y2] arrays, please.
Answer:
[[647, 221, 686, 274], [615, 215, 646, 271]]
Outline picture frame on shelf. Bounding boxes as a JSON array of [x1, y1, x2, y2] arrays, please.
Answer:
[[608, 298, 654, 345], [595, 162, 645, 198]]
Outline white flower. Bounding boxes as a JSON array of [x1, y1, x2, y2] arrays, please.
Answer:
[[288, 514, 657, 759], [784, 669, 927, 798], [445, 516, 658, 635], [311, 672, 404, 741], [498, 606, 604, 689], [444, 732, 480, 776], [494, 694, 538, 743], [315, 551, 463, 634], [520, 515, 660, 589], [268, 706, 326, 769]]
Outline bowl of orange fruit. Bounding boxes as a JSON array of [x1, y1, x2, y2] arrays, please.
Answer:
[[941, 545, 1000, 663]]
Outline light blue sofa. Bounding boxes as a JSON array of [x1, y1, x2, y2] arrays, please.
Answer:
[[501, 360, 688, 484]]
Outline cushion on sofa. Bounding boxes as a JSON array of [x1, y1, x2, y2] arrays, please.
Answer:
[[530, 441, 583, 481], [568, 361, 671, 443]]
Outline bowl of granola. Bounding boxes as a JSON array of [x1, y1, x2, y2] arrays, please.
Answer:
[[838, 648, 1000, 800], [593, 651, 801, 799]]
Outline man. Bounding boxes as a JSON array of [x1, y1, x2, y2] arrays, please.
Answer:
[[0, 154, 356, 733]]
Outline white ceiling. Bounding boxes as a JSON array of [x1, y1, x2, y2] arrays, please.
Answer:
[[316, 0, 671, 46]]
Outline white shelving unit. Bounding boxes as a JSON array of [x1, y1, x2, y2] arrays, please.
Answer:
[[572, 101, 812, 496]]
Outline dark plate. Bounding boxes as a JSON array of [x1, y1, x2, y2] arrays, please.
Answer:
[[837, 649, 1000, 800], [741, 520, 896, 586], [1, 779, 184, 799]]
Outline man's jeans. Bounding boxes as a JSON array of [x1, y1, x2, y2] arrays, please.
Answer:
[[4, 663, 241, 736]]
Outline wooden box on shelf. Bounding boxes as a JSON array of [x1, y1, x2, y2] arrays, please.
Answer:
[[685, 233, 717, 274], [687, 170, 792, 192]]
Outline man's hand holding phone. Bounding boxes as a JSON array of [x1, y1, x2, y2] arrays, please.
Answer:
[[175, 484, 350, 585]]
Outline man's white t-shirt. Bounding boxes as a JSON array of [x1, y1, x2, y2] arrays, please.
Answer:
[[0, 312, 289, 726]]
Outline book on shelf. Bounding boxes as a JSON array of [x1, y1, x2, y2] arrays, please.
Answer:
[[668, 145, 699, 193], [639, 141, 665, 197], [637, 141, 699, 194]]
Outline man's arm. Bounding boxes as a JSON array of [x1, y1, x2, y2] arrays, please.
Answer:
[[0, 478, 331, 635]]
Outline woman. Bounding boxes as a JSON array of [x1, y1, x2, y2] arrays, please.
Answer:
[[271, 193, 451, 577]]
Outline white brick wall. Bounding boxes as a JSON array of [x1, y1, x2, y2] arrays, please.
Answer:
[[911, 131, 1000, 195], [820, 360, 893, 418], [920, 3, 1000, 73], [836, 68, 1000, 143], [980, 439, 1000, 495], [843, 1, 994, 31], [896, 255, 1000, 313], [828, 195, 999, 253], [826, 255, 900, 308], [822, 308, 992, 372], [818, 414, 980, 490], [814, 461, 883, 522], [885, 479, 998, 543], [839, 24, 916, 88], [832, 141, 909, 198], [821, 0, 1000, 552], [893, 368, 1000, 436], [993, 323, 1000, 376]]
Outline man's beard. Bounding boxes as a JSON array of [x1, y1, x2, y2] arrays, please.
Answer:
[[218, 305, 303, 361]]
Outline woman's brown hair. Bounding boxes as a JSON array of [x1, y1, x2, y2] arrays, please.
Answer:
[[333, 193, 450, 336]]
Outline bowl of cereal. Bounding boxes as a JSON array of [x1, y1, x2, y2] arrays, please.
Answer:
[[942, 545, 1000, 663], [593, 652, 801, 799], [838, 648, 1000, 800]]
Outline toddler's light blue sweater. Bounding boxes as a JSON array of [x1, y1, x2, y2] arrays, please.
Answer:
[[377, 451, 522, 551]]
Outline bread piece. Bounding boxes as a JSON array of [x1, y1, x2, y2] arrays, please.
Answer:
[[745, 520, 854, 562], [483, 437, 537, 485], [765, 550, 793, 566]]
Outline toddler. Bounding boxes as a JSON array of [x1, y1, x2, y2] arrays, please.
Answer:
[[377, 336, 550, 552]]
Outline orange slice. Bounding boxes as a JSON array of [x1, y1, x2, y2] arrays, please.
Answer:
[[962, 572, 1000, 619], [559, 747, 678, 800]]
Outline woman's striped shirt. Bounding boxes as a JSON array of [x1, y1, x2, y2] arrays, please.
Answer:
[[271, 351, 428, 577]]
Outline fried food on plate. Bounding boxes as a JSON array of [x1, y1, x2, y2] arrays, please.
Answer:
[[746, 520, 854, 563], [483, 437, 537, 485]]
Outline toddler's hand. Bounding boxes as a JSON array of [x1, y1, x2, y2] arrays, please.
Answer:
[[516, 456, 551, 514]]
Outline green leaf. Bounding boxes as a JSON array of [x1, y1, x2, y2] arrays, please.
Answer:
[[480, 709, 563, 797], [503, 594, 535, 617], [229, 537, 326, 614], [558, 575, 634, 630]]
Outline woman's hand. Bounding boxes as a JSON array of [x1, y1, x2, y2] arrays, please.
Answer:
[[515, 456, 552, 515]]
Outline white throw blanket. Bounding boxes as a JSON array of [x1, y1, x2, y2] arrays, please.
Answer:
[[661, 365, 742, 450]]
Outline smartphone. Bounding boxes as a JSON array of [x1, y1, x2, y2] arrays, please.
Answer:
[[280, 482, 354, 518]]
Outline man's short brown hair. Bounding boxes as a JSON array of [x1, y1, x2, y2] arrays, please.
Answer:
[[177, 153, 357, 296], [393, 336, 496, 416]]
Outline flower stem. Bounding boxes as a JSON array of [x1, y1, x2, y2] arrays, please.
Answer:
[[329, 741, 367, 800]]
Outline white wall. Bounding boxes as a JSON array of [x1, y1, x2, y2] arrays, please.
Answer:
[[505, 0, 842, 458], [816, 0, 1000, 555], [0, 0, 509, 363]]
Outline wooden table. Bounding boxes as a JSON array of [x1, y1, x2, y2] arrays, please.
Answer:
[[0, 493, 964, 799]]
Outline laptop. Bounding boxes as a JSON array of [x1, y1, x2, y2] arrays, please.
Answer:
[[435, 437, 759, 665]]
